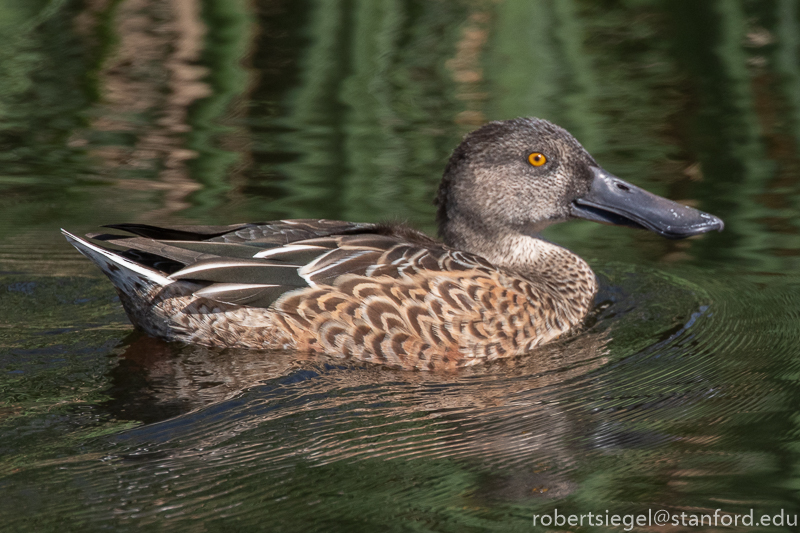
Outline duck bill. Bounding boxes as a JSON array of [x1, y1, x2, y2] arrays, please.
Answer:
[[570, 167, 724, 239]]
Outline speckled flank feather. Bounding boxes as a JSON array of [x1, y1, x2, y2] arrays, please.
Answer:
[[271, 241, 593, 369], [62, 218, 596, 371]]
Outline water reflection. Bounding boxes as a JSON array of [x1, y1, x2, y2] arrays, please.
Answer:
[[7, 263, 791, 531], [5, 0, 800, 265], [76, 0, 211, 216], [23, 314, 610, 526], [2, 0, 800, 530], [103, 327, 609, 426]]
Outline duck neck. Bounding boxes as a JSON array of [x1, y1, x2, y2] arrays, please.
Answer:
[[441, 217, 598, 299]]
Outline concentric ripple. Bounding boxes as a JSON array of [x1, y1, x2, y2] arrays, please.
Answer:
[[2, 263, 799, 531]]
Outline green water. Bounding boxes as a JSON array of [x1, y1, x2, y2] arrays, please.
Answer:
[[1, 0, 800, 531]]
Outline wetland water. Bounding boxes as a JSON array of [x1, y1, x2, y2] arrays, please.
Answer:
[[1, 0, 800, 531]]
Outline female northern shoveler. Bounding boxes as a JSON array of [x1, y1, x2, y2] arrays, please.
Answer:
[[63, 118, 723, 370]]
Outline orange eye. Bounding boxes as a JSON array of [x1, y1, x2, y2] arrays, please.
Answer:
[[528, 152, 547, 167]]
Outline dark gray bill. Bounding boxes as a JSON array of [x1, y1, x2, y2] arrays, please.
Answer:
[[571, 167, 724, 239]]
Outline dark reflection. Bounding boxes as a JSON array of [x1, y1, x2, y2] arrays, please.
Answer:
[[97, 325, 612, 511], [101, 319, 610, 425], [101, 333, 298, 424]]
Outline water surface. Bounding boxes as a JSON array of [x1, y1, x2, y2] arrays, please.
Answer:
[[1, 0, 799, 531]]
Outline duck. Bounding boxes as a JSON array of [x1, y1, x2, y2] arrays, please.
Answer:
[[63, 118, 723, 370]]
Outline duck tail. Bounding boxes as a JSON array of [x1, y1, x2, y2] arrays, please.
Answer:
[[61, 229, 174, 297]]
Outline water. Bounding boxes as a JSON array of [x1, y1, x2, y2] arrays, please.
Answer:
[[1, 0, 800, 531]]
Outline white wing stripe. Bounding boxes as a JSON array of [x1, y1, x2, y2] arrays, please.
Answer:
[[253, 244, 326, 259], [61, 230, 173, 286], [195, 283, 280, 295], [170, 261, 299, 279]]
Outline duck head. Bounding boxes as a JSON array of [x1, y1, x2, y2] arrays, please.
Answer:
[[436, 118, 723, 252]]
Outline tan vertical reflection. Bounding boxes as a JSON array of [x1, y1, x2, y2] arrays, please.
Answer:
[[446, 7, 491, 128], [83, 0, 211, 217]]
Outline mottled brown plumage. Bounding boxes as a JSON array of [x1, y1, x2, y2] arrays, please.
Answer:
[[63, 118, 723, 370]]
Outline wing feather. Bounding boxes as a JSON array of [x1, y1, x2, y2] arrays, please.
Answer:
[[207, 220, 376, 245], [169, 258, 307, 286], [193, 283, 291, 308], [104, 223, 250, 240], [76, 220, 504, 315], [89, 236, 217, 265]]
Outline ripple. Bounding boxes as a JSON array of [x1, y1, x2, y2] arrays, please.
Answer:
[[3, 264, 800, 529]]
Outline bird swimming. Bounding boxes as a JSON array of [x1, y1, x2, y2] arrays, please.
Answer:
[[63, 118, 723, 370]]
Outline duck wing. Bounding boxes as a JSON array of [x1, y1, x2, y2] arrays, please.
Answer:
[[101, 219, 376, 245], [85, 220, 475, 309]]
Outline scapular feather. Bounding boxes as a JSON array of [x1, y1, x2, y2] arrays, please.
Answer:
[[105, 223, 251, 241], [194, 283, 294, 308], [170, 258, 307, 287]]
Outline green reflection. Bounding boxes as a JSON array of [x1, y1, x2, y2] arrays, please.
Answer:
[[186, 0, 255, 213], [0, 0, 90, 184], [273, 0, 466, 230]]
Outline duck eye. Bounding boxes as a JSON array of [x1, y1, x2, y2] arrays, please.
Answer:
[[527, 152, 547, 167]]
